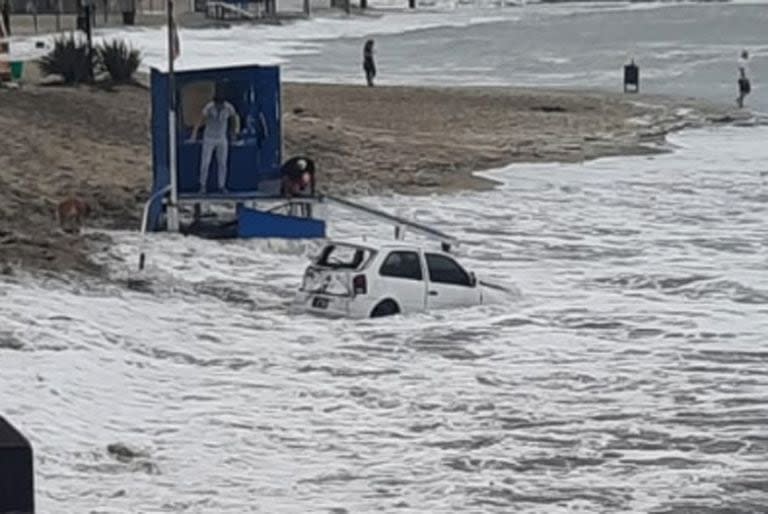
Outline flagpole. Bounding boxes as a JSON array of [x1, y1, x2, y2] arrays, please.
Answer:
[[166, 0, 180, 232]]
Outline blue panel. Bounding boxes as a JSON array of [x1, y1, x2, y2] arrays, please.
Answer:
[[237, 206, 326, 239]]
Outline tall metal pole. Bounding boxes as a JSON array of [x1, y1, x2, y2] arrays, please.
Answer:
[[55, 0, 62, 31], [84, 1, 93, 81], [1, 0, 10, 37], [32, 0, 38, 33], [166, 0, 180, 231]]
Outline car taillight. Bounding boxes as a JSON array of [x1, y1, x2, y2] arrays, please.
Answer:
[[353, 274, 367, 295]]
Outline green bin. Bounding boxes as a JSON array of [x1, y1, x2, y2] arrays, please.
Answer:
[[10, 61, 23, 81]]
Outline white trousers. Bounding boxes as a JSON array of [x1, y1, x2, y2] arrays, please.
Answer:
[[200, 139, 229, 191]]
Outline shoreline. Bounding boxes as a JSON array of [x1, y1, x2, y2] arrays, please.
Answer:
[[0, 80, 747, 276], [282, 83, 738, 195]]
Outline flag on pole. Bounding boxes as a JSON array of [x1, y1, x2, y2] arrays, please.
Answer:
[[170, 17, 181, 61]]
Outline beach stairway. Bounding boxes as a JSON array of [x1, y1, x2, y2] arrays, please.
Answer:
[[206, 0, 262, 19]]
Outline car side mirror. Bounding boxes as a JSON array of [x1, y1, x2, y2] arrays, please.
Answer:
[[469, 272, 477, 287]]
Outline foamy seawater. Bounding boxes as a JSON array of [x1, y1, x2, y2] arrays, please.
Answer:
[[2, 125, 767, 512]]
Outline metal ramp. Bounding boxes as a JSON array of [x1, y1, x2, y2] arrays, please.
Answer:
[[319, 194, 458, 251]]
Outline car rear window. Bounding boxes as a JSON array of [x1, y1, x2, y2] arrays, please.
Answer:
[[425, 253, 472, 286], [379, 251, 423, 281], [317, 245, 374, 270]]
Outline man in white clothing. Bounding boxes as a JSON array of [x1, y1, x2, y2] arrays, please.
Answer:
[[191, 89, 240, 193]]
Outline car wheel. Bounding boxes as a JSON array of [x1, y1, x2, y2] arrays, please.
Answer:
[[370, 300, 400, 318]]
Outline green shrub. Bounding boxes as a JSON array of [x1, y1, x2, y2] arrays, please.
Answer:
[[98, 39, 141, 83], [39, 34, 92, 84]]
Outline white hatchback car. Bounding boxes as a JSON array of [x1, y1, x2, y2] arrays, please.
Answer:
[[294, 240, 486, 318]]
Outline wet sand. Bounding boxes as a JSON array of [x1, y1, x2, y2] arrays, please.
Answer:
[[0, 79, 737, 275]]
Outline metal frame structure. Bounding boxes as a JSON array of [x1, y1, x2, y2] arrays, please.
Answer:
[[137, 190, 459, 269]]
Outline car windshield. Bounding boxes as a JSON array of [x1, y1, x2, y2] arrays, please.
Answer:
[[316, 244, 374, 270]]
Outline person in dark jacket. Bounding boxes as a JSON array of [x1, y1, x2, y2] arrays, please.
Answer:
[[737, 49, 751, 108], [280, 156, 316, 198], [363, 39, 376, 87]]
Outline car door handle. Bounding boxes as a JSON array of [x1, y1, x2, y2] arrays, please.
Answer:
[[428, 291, 438, 296]]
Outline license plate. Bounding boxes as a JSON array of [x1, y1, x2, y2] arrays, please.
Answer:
[[312, 296, 329, 309]]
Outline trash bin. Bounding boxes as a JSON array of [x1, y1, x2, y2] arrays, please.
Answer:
[[624, 61, 639, 93], [76, 13, 88, 32], [10, 60, 23, 80], [122, 10, 135, 25]]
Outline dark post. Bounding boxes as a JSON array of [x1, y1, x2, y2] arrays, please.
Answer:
[[55, 0, 62, 31], [360, 0, 366, 8], [303, 0, 309, 16], [32, 0, 38, 33], [0, 416, 35, 514], [84, 0, 94, 82], [408, 0, 415, 8], [623, 59, 639, 93], [2, 0, 11, 36], [344, 0, 350, 14]]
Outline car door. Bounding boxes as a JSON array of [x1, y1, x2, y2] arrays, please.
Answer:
[[424, 253, 481, 310], [376, 250, 428, 314]]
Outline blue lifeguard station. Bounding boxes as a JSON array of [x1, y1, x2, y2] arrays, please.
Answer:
[[136, 64, 460, 272], [142, 64, 326, 239]]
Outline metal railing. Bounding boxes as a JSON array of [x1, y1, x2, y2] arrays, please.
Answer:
[[320, 194, 458, 250], [138, 184, 171, 270]]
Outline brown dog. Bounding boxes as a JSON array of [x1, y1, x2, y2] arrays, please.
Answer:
[[57, 198, 91, 234]]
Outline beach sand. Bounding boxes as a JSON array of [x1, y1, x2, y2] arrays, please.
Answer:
[[0, 80, 736, 275]]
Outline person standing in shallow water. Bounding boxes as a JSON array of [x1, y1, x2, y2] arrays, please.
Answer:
[[737, 49, 751, 109], [363, 39, 376, 87]]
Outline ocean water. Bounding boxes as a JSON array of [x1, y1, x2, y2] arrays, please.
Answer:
[[13, 0, 766, 109], [11, 0, 766, 112], [3, 124, 768, 512], [9, 5, 527, 67], [286, 1, 768, 112], [4, 2, 768, 512]]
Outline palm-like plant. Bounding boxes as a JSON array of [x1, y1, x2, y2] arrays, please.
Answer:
[[98, 39, 141, 84], [39, 34, 91, 84]]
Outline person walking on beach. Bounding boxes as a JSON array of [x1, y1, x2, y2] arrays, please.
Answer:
[[190, 88, 240, 193], [363, 39, 376, 87], [737, 49, 751, 108]]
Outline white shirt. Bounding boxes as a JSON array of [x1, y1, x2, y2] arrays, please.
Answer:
[[202, 101, 237, 142]]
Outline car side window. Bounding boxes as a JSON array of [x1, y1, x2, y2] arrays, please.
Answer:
[[425, 253, 472, 287], [379, 251, 423, 281]]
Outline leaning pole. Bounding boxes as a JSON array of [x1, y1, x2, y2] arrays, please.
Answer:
[[166, 0, 180, 231]]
